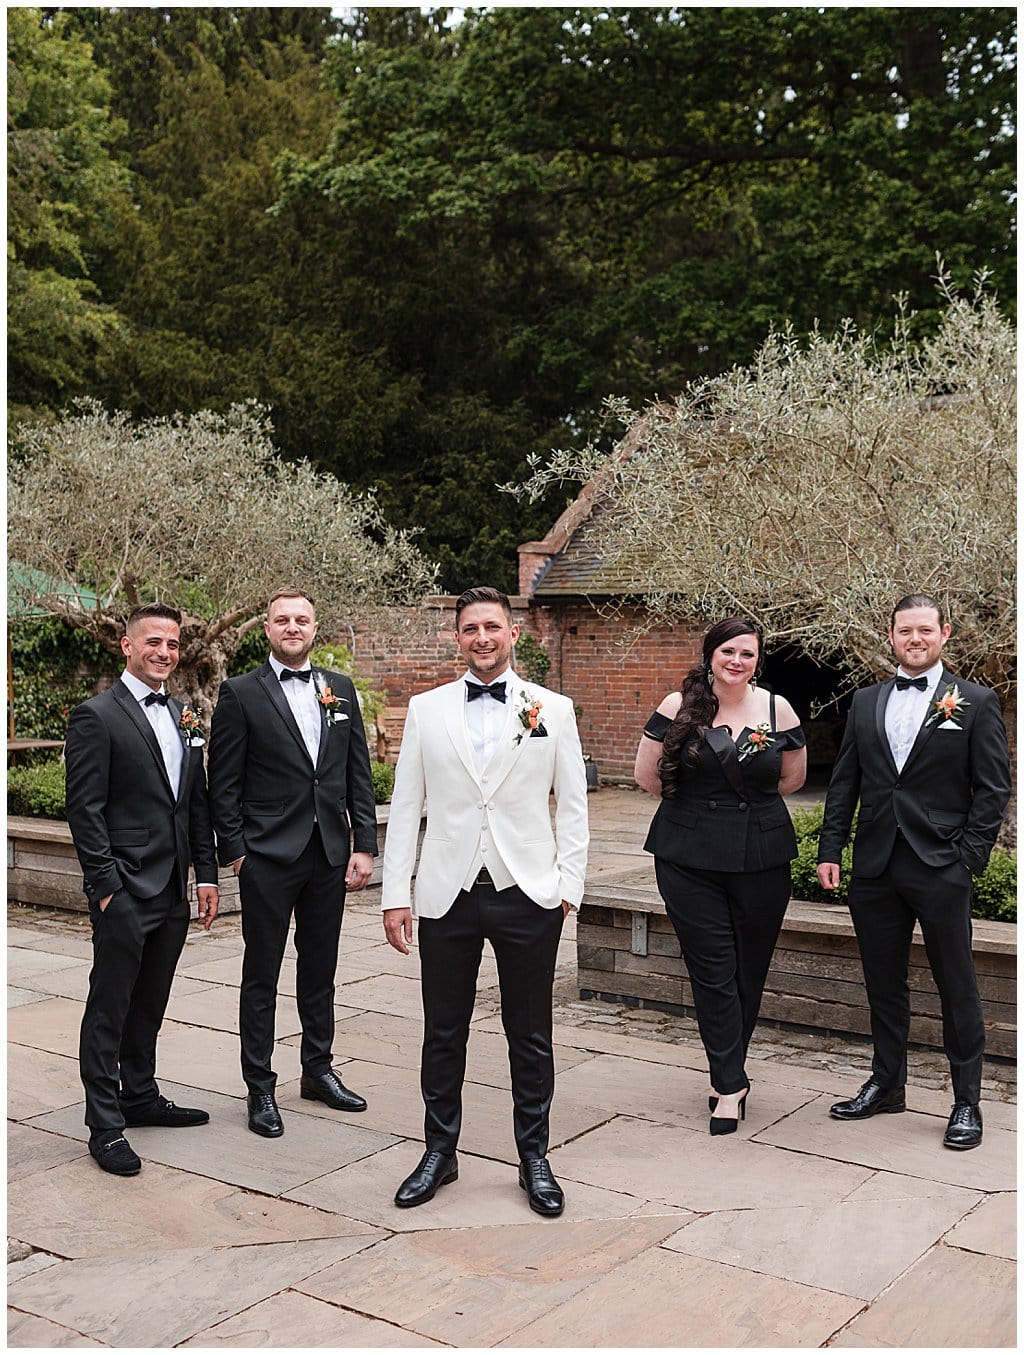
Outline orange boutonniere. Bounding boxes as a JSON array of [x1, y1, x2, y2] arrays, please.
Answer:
[[925, 683, 969, 729], [313, 672, 349, 725], [515, 691, 546, 743], [737, 722, 775, 761], [178, 706, 205, 747]]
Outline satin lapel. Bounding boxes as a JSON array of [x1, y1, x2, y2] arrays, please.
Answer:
[[901, 667, 954, 775], [705, 725, 748, 799], [113, 683, 174, 799], [443, 683, 482, 785], [873, 679, 900, 777], [168, 697, 190, 806], [311, 669, 329, 773], [485, 676, 541, 794], [256, 664, 311, 762]]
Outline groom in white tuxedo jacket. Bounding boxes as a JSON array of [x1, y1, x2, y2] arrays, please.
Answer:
[[382, 586, 589, 1215]]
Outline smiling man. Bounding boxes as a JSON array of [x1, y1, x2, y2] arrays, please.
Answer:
[[382, 586, 589, 1216], [65, 603, 219, 1177], [817, 594, 1010, 1149], [208, 588, 377, 1137]]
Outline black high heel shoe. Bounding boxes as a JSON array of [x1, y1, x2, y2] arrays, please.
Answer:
[[709, 1090, 749, 1136]]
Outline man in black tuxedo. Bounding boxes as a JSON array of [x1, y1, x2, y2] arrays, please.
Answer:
[[818, 594, 1010, 1149], [65, 603, 219, 1177], [208, 587, 378, 1136]]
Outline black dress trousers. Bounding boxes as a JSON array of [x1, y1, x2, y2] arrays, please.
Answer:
[[237, 824, 347, 1093], [417, 880, 564, 1160], [80, 871, 190, 1130]]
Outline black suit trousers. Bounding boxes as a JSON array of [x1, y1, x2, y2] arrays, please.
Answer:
[[79, 874, 189, 1130], [237, 825, 347, 1092], [417, 881, 564, 1160], [848, 838, 984, 1103], [656, 858, 791, 1094]]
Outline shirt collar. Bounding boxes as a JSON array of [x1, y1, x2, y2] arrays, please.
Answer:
[[120, 670, 166, 703], [269, 655, 313, 680], [894, 659, 944, 690], [463, 666, 513, 689]]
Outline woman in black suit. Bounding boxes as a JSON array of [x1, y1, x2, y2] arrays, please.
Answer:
[[634, 617, 806, 1134]]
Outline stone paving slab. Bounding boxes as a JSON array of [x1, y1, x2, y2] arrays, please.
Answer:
[[163, 980, 303, 1038], [284, 1140, 648, 1232], [6, 1311, 106, 1348], [944, 1191, 1016, 1260], [829, 1243, 1016, 1347], [551, 1114, 875, 1213], [297, 1216, 681, 1347], [7, 1045, 85, 1120], [7, 948, 87, 982], [8, 1155, 383, 1258], [7, 986, 48, 1009], [7, 1238, 380, 1348], [755, 1095, 1017, 1192], [499, 1246, 863, 1347], [181, 1289, 443, 1347], [26, 1080, 401, 1198], [8, 1122, 89, 1183], [8, 924, 95, 958], [662, 1189, 978, 1299]]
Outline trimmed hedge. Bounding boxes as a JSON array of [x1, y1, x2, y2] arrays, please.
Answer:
[[789, 805, 1016, 923], [9, 757, 396, 819]]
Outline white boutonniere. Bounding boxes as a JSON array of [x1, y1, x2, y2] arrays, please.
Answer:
[[314, 672, 349, 725], [178, 706, 205, 747], [925, 684, 969, 730], [514, 690, 546, 743]]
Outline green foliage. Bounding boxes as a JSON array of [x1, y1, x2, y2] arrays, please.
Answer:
[[788, 804, 1016, 922], [310, 644, 387, 730], [9, 616, 120, 740], [8, 758, 67, 819], [514, 630, 550, 686], [370, 760, 395, 805]]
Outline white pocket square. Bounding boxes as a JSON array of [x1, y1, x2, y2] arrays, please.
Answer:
[[938, 721, 962, 730]]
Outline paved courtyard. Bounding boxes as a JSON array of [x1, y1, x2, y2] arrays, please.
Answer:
[[7, 789, 1016, 1348]]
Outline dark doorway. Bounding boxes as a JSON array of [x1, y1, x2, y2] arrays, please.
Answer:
[[761, 645, 853, 788]]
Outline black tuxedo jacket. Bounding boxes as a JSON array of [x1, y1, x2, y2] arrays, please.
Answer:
[[207, 663, 378, 869], [64, 682, 218, 907], [818, 668, 1011, 878]]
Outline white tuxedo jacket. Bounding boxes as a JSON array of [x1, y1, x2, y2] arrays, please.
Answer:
[[381, 674, 589, 917]]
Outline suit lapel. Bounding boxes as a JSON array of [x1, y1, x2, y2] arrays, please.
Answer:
[[168, 697, 190, 806], [113, 682, 174, 799], [705, 724, 748, 799], [311, 669, 329, 772], [484, 675, 540, 794], [257, 663, 313, 763], [873, 679, 900, 777], [900, 667, 954, 775], [443, 681, 482, 785]]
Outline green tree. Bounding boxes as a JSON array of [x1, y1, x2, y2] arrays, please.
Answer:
[[7, 7, 131, 416]]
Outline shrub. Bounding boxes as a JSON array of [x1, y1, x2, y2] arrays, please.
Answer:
[[371, 760, 395, 804], [514, 630, 550, 685], [788, 803, 1016, 921], [8, 758, 67, 819]]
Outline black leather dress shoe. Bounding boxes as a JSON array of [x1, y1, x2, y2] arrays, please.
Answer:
[[300, 1070, 367, 1113], [247, 1091, 284, 1137], [394, 1150, 458, 1208], [518, 1156, 565, 1217], [829, 1080, 906, 1120], [122, 1096, 210, 1128], [89, 1130, 141, 1176], [943, 1101, 983, 1150]]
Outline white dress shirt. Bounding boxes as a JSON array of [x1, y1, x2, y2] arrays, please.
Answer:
[[884, 659, 943, 772], [121, 670, 183, 796], [269, 655, 322, 764], [461, 666, 516, 893]]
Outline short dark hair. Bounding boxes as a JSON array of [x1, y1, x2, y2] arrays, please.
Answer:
[[267, 587, 316, 615], [454, 586, 513, 628], [126, 602, 181, 632], [890, 593, 945, 629]]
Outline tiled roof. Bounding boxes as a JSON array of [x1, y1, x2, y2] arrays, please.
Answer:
[[530, 494, 648, 597]]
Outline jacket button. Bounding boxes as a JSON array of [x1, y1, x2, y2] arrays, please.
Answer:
[[477, 802, 483, 810], [314, 778, 319, 786], [708, 800, 717, 810], [739, 802, 748, 811]]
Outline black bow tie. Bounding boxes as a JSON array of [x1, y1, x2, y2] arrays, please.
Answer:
[[143, 692, 169, 707], [280, 668, 312, 683], [895, 675, 929, 692], [466, 680, 507, 703]]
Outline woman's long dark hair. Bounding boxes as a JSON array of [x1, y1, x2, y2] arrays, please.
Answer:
[[660, 617, 764, 798]]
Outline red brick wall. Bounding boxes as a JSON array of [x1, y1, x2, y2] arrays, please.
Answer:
[[343, 597, 701, 778]]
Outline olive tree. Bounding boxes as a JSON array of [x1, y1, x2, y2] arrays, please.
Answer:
[[512, 277, 1015, 697], [8, 401, 437, 717]]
